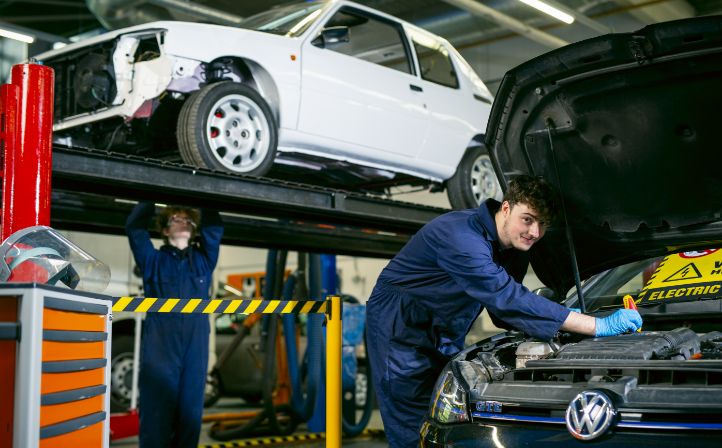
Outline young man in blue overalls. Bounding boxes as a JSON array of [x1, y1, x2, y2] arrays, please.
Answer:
[[366, 175, 642, 447]]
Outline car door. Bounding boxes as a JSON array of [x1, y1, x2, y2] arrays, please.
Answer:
[[407, 28, 487, 175], [298, 5, 427, 161]]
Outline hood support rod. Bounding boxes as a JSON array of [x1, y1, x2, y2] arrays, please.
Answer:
[[545, 123, 587, 313]]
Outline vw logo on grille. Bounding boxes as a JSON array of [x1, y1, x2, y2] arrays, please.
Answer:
[[565, 390, 616, 441]]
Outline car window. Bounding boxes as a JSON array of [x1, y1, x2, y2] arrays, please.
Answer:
[[238, 2, 326, 37], [410, 32, 459, 88], [565, 257, 664, 310], [321, 8, 412, 75]]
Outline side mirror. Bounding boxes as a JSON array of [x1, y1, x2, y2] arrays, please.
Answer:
[[311, 26, 350, 48]]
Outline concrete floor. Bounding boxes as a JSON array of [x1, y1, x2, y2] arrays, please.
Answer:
[[109, 399, 388, 447]]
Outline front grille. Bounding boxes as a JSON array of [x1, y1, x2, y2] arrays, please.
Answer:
[[509, 367, 722, 387], [473, 366, 722, 431], [638, 369, 722, 385], [510, 368, 590, 383], [471, 410, 722, 430]]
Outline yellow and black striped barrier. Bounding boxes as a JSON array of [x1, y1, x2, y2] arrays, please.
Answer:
[[112, 297, 327, 315], [198, 429, 385, 448], [111, 295, 345, 448], [200, 432, 323, 448]]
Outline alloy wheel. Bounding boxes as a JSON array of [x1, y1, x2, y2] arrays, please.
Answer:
[[470, 154, 502, 203], [206, 94, 271, 173]]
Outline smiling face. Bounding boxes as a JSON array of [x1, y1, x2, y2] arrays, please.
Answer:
[[496, 201, 547, 251]]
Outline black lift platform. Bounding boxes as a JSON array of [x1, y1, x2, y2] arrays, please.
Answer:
[[50, 146, 446, 258]]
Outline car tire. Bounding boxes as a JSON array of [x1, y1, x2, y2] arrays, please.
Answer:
[[177, 82, 278, 176], [447, 145, 503, 209], [110, 335, 135, 412]]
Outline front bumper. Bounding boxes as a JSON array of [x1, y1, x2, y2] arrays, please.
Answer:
[[420, 417, 722, 447]]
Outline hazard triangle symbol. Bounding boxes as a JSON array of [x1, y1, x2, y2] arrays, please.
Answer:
[[663, 263, 702, 282]]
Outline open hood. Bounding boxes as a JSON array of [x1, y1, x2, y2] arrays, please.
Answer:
[[486, 16, 722, 293]]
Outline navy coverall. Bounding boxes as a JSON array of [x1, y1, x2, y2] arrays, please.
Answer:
[[126, 202, 223, 448], [366, 199, 570, 447]]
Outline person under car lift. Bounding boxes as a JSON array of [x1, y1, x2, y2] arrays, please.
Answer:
[[126, 202, 223, 448]]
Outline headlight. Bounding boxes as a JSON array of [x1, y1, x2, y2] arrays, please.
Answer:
[[428, 364, 469, 423]]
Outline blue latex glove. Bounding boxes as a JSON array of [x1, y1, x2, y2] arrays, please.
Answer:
[[595, 309, 643, 337], [568, 308, 581, 314]]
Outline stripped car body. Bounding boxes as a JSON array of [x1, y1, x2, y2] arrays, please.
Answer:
[[35, 1, 498, 207], [421, 15, 722, 447]]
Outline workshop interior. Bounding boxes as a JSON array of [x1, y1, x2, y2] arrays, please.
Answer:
[[1, 1, 722, 447]]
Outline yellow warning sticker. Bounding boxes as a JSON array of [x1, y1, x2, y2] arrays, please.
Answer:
[[639, 249, 722, 304]]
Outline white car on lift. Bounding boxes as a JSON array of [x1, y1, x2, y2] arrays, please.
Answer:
[[35, 0, 498, 208]]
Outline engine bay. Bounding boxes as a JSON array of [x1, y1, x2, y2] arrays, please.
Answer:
[[457, 326, 722, 391]]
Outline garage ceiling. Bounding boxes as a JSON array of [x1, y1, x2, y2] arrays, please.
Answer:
[[0, 0, 720, 88], [1, 0, 720, 40]]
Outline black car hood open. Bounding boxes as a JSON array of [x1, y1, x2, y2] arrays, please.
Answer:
[[486, 16, 722, 294]]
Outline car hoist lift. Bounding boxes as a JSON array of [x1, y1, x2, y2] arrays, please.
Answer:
[[0, 62, 446, 447]]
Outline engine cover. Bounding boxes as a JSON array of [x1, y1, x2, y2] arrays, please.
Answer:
[[556, 328, 700, 360]]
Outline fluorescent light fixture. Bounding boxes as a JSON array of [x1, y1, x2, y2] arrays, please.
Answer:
[[0, 27, 35, 44], [53, 42, 67, 50], [518, 0, 575, 25]]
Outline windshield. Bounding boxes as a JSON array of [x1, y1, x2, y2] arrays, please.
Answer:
[[238, 2, 326, 37], [563, 250, 722, 312]]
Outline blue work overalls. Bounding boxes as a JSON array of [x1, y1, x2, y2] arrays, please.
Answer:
[[126, 202, 223, 448], [366, 199, 570, 447]]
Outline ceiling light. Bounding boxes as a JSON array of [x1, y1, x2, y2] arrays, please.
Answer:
[[518, 0, 575, 24], [0, 27, 35, 44]]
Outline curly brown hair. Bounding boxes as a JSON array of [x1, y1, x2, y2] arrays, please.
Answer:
[[502, 175, 559, 225], [156, 206, 200, 244]]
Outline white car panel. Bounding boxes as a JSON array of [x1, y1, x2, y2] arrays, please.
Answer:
[[279, 128, 443, 182], [299, 44, 428, 160], [33, 0, 496, 207]]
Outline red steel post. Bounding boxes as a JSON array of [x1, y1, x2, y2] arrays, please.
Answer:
[[1, 63, 54, 241], [0, 63, 54, 447], [1, 84, 20, 242]]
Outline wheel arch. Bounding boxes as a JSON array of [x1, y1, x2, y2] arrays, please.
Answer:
[[207, 56, 282, 128], [445, 133, 488, 184], [468, 133, 505, 190], [470, 133, 486, 148], [445, 138, 504, 209]]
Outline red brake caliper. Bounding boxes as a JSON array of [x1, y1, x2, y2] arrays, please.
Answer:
[[210, 110, 223, 138]]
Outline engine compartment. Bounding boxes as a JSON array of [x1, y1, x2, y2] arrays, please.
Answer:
[[458, 327, 722, 388], [451, 326, 722, 415], [551, 327, 705, 361]]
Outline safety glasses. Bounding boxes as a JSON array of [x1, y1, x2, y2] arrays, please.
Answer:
[[167, 215, 197, 228]]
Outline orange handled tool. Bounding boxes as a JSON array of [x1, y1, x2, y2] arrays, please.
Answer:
[[623, 295, 642, 332]]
